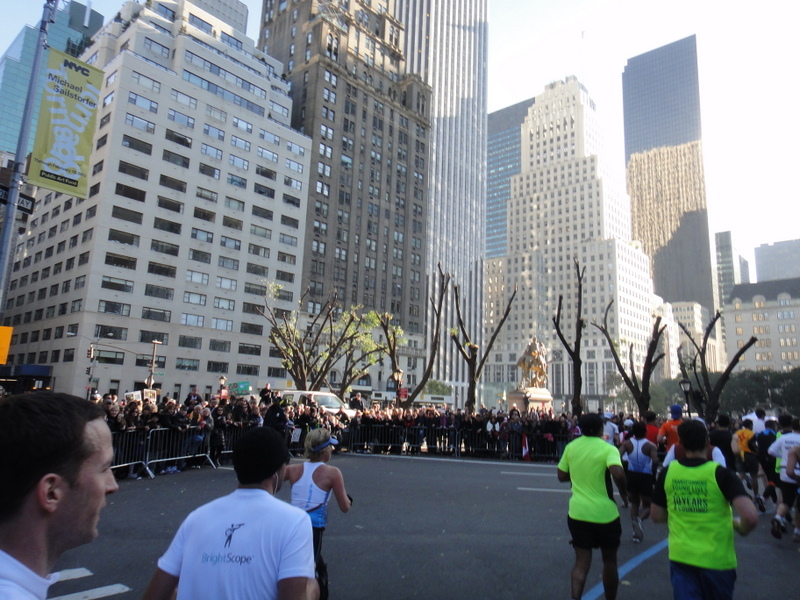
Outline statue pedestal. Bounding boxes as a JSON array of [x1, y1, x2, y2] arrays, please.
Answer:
[[523, 387, 553, 410]]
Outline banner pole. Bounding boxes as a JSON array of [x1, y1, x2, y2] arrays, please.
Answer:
[[0, 0, 57, 308]]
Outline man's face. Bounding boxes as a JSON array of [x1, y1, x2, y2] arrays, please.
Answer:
[[54, 419, 118, 551]]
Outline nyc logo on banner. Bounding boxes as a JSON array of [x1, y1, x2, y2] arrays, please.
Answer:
[[28, 49, 103, 198]]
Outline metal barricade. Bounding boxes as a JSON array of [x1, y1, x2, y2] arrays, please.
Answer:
[[110, 430, 148, 477], [145, 426, 214, 475]]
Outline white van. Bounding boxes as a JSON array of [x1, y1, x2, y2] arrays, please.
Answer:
[[280, 390, 356, 419]]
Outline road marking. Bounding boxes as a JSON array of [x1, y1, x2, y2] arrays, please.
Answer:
[[583, 539, 669, 600], [51, 584, 132, 599], [517, 486, 571, 493], [54, 568, 93, 582], [502, 471, 555, 476]]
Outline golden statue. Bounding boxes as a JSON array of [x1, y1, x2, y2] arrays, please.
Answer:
[[516, 337, 548, 389]]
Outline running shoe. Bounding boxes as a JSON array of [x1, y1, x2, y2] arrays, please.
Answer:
[[632, 517, 644, 542], [771, 517, 783, 539], [755, 495, 766, 513]]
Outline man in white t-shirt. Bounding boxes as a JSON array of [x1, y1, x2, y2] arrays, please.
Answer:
[[143, 426, 317, 600], [602, 412, 620, 446], [0, 392, 118, 600]]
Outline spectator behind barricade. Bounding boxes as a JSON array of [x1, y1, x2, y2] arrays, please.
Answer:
[[259, 383, 273, 406], [105, 403, 126, 433], [157, 401, 186, 475], [210, 400, 231, 467], [184, 406, 213, 469], [184, 386, 202, 408], [349, 392, 364, 411], [248, 397, 264, 427]]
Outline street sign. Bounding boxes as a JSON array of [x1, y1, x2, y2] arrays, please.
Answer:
[[0, 184, 35, 214]]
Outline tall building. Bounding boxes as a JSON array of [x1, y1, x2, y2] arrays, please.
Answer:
[[486, 98, 534, 260], [0, 1, 105, 154], [623, 35, 717, 315], [2, 0, 313, 397], [394, 0, 488, 402], [484, 78, 655, 410], [755, 239, 800, 282], [716, 231, 750, 305], [726, 278, 800, 372], [259, 0, 431, 393]]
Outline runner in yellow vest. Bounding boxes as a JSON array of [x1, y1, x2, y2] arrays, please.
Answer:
[[652, 420, 758, 600]]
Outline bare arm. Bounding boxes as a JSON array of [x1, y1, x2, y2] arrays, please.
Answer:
[[619, 440, 631, 459], [278, 576, 317, 600], [326, 466, 351, 513], [650, 502, 667, 524], [142, 568, 179, 600], [557, 468, 570, 483], [786, 446, 800, 482], [731, 495, 758, 536], [609, 464, 628, 507], [647, 442, 660, 466]]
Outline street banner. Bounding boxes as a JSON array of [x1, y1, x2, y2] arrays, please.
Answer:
[[28, 48, 103, 197]]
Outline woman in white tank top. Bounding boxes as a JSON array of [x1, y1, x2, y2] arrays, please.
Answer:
[[284, 429, 351, 600]]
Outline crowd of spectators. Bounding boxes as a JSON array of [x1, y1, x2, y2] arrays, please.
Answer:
[[93, 386, 792, 478]]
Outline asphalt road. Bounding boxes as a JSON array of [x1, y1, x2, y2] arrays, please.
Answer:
[[49, 454, 799, 599]]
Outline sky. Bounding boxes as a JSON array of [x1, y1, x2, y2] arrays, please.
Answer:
[[3, 0, 798, 271]]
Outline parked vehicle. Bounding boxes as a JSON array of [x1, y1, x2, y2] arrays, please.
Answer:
[[280, 390, 356, 419]]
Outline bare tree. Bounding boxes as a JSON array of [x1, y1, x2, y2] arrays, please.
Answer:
[[377, 312, 405, 393], [678, 311, 757, 422], [553, 259, 586, 417], [450, 281, 517, 414], [389, 263, 451, 408], [593, 301, 666, 416]]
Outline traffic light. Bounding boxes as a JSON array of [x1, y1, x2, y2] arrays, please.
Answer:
[[87, 345, 94, 360]]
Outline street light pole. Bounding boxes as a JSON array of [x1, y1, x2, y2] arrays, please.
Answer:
[[679, 378, 692, 418], [0, 1, 57, 303], [145, 340, 162, 389]]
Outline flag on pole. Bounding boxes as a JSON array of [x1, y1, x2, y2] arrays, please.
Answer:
[[522, 433, 531, 461]]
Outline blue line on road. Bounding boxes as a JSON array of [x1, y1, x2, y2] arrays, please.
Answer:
[[583, 538, 668, 600]]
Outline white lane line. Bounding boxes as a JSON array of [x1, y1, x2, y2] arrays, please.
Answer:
[[518, 487, 571, 493], [51, 584, 132, 599], [502, 471, 555, 476], [54, 568, 93, 582]]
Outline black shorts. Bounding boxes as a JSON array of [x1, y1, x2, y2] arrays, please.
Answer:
[[627, 471, 654, 497], [568, 516, 621, 550], [777, 479, 799, 509], [735, 453, 759, 477]]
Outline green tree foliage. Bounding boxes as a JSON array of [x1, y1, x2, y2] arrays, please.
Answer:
[[719, 368, 800, 416], [422, 380, 453, 396]]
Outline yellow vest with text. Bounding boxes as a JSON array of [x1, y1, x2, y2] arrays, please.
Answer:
[[664, 461, 736, 570]]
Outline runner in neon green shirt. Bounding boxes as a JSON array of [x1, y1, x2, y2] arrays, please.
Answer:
[[558, 413, 627, 600]]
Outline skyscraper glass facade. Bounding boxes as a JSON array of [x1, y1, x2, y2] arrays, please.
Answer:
[[395, 0, 488, 398], [622, 35, 701, 163], [0, 2, 104, 155], [486, 98, 533, 260]]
